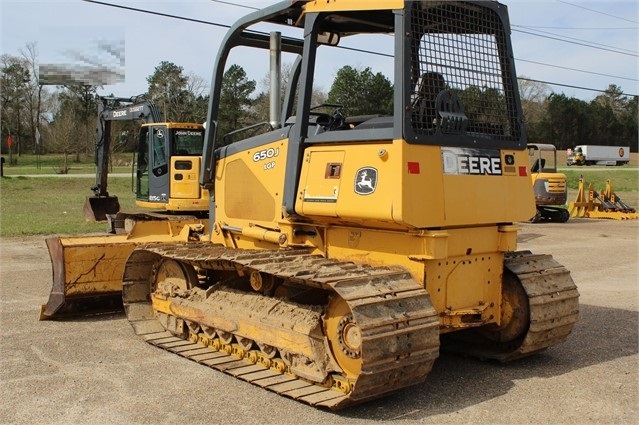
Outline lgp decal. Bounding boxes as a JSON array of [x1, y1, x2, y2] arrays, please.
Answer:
[[354, 167, 377, 195]]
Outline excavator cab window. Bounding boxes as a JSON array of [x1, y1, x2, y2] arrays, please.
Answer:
[[528, 145, 558, 173], [173, 129, 205, 156], [531, 158, 545, 173], [151, 126, 169, 177]]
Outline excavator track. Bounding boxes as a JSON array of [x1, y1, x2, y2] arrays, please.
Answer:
[[532, 206, 570, 223], [443, 250, 579, 361], [122, 242, 440, 410]]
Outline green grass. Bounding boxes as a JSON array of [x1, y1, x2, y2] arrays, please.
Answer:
[[0, 176, 144, 237], [1, 153, 133, 175], [563, 169, 639, 192], [1, 155, 637, 237]]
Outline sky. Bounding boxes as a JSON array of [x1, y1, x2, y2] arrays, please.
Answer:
[[1, 0, 637, 102]]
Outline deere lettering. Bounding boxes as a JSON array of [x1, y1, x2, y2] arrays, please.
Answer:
[[112, 110, 127, 118], [456, 155, 501, 175], [442, 147, 502, 175]]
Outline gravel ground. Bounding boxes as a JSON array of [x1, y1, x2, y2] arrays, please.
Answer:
[[1, 219, 637, 425]]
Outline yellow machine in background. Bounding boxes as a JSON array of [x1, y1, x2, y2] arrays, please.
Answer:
[[569, 178, 638, 220], [40, 97, 210, 318], [84, 96, 209, 223], [43, 0, 579, 409], [132, 122, 209, 214], [527, 143, 570, 222]]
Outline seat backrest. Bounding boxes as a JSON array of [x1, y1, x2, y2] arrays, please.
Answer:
[[413, 72, 447, 129], [531, 158, 545, 173]]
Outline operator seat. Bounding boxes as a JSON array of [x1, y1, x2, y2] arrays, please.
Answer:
[[531, 158, 546, 173], [412, 72, 447, 130]]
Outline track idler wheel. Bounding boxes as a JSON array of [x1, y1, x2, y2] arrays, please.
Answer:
[[152, 259, 199, 338], [480, 270, 530, 346], [154, 259, 198, 293], [323, 295, 362, 379]]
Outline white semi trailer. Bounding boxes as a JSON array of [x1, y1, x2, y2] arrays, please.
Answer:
[[567, 145, 630, 166]]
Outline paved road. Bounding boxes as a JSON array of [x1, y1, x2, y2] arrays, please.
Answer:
[[1, 219, 637, 424]]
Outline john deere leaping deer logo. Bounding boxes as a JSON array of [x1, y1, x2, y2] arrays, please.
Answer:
[[354, 167, 378, 195]]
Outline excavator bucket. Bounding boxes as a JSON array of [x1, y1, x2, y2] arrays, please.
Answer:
[[83, 195, 120, 221]]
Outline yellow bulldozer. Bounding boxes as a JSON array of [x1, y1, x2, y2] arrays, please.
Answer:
[[41, 0, 579, 410]]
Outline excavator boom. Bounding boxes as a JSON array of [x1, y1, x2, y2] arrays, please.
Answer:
[[85, 97, 162, 221]]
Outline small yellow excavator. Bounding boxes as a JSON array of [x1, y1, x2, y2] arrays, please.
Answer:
[[42, 0, 579, 410], [85, 96, 209, 223], [527, 143, 570, 222]]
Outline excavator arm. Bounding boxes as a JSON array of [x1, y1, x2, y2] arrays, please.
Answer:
[[85, 96, 162, 220]]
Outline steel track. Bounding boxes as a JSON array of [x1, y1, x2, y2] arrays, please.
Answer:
[[122, 242, 440, 409], [442, 250, 579, 361]]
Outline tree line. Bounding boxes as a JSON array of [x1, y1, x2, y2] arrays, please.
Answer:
[[1, 43, 637, 166], [519, 79, 637, 151]]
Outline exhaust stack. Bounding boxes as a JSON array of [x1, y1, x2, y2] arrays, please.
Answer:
[[269, 31, 282, 129]]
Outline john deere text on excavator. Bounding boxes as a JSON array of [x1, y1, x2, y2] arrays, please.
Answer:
[[43, 0, 579, 410]]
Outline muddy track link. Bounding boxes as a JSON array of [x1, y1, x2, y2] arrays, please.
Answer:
[[444, 250, 579, 361], [122, 242, 440, 409]]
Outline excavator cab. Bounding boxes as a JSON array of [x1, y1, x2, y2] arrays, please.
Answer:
[[135, 123, 208, 213]]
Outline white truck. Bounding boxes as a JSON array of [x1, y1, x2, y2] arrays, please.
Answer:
[[566, 145, 630, 166]]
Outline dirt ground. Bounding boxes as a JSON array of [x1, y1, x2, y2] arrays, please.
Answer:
[[0, 219, 637, 425]]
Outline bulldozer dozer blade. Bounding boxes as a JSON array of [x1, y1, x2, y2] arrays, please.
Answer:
[[40, 235, 138, 320], [83, 195, 120, 222], [40, 217, 209, 320]]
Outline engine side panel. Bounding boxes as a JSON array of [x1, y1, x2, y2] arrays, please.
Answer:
[[214, 138, 288, 226], [296, 139, 536, 229]]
